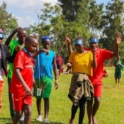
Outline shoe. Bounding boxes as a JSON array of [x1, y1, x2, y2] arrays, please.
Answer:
[[36, 115, 42, 122], [43, 118, 50, 124], [19, 115, 24, 121]]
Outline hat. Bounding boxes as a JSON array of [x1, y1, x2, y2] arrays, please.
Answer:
[[74, 40, 84, 45], [0, 28, 4, 39], [41, 36, 51, 42], [89, 38, 99, 43]]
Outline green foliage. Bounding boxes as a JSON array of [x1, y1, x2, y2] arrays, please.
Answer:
[[99, 0, 124, 50], [0, 2, 18, 37]]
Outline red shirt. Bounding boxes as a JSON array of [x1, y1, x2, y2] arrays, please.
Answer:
[[10, 50, 34, 95], [56, 55, 63, 65], [89, 48, 112, 84]]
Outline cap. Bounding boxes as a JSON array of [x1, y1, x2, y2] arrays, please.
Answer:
[[41, 36, 51, 42], [74, 40, 84, 45], [89, 38, 99, 43]]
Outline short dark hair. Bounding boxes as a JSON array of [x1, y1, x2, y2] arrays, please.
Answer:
[[25, 36, 36, 43]]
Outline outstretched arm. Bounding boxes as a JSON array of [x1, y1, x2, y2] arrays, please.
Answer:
[[112, 33, 122, 57], [32, 49, 49, 58], [5, 27, 22, 46], [65, 37, 73, 55]]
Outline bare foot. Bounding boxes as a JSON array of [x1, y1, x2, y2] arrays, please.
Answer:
[[69, 119, 74, 124], [93, 118, 98, 124]]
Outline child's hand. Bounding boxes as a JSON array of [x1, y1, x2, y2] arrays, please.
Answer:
[[54, 81, 58, 90], [65, 37, 71, 44], [15, 45, 21, 51], [33, 79, 36, 87], [16, 27, 22, 33], [116, 33, 122, 44], [41, 49, 49, 54], [24, 85, 32, 96], [66, 63, 72, 67]]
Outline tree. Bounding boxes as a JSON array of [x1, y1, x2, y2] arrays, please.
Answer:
[[99, 0, 124, 50], [0, 2, 18, 38], [88, 1, 104, 36], [58, 0, 91, 41]]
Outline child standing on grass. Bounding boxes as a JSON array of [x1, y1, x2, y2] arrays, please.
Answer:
[[0, 29, 11, 112], [34, 36, 58, 124], [10, 36, 47, 124], [5, 27, 27, 120], [66, 37, 96, 124], [66, 34, 121, 124], [114, 55, 124, 86]]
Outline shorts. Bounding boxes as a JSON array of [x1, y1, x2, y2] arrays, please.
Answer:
[[115, 71, 121, 78], [93, 84, 102, 97], [34, 76, 52, 98], [12, 94, 32, 111]]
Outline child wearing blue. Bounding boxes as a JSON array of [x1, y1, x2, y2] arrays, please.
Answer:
[[34, 36, 58, 124]]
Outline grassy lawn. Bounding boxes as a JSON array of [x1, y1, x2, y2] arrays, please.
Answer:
[[0, 67, 124, 124]]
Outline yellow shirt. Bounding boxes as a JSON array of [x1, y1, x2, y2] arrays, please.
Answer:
[[68, 51, 93, 76]]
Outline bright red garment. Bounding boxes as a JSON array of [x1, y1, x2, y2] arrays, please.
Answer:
[[89, 48, 112, 84], [56, 55, 63, 66], [0, 80, 3, 109], [10, 50, 34, 95]]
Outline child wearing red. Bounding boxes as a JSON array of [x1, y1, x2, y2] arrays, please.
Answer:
[[65, 34, 121, 124], [10, 36, 48, 124]]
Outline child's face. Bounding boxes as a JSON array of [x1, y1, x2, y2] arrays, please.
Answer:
[[25, 38, 38, 53], [89, 42, 98, 50], [0, 38, 3, 44], [75, 44, 84, 53], [42, 41, 51, 49]]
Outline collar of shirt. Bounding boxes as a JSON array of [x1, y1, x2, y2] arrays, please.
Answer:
[[23, 48, 32, 57]]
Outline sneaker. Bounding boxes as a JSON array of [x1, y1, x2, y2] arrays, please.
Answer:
[[43, 118, 50, 124], [19, 115, 24, 121], [36, 115, 42, 122]]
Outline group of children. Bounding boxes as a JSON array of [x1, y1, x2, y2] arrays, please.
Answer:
[[65, 34, 122, 124], [0, 28, 58, 124], [0, 27, 122, 124]]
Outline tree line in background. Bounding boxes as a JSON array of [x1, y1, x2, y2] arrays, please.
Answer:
[[0, 0, 124, 63]]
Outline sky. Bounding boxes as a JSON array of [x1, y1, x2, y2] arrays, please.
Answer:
[[0, 0, 109, 28]]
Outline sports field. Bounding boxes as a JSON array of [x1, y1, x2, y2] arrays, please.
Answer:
[[0, 67, 124, 124]]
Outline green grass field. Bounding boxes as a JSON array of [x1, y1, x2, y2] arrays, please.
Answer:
[[0, 67, 124, 124]]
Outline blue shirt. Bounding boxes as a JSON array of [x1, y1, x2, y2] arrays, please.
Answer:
[[34, 50, 55, 79]]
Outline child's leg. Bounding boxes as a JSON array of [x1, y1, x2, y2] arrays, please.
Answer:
[[87, 98, 93, 124], [69, 104, 78, 124], [23, 104, 32, 124], [92, 97, 100, 124], [0, 80, 3, 110], [8, 78, 15, 119], [117, 78, 120, 86], [13, 111, 22, 124], [36, 98, 42, 115], [115, 77, 117, 85], [44, 98, 49, 119], [78, 96, 86, 124]]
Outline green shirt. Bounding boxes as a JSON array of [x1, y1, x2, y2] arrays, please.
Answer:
[[7, 40, 20, 78]]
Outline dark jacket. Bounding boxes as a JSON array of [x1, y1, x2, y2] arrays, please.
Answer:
[[1, 44, 12, 76]]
